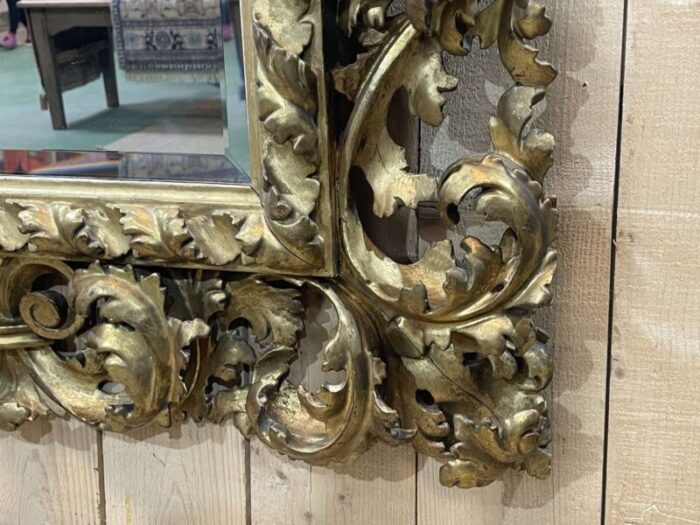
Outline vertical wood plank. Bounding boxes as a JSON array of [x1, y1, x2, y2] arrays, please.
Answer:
[[606, 1, 700, 523], [250, 444, 415, 525], [102, 423, 247, 525], [308, 445, 415, 525], [249, 441, 314, 525], [416, 1, 624, 522], [0, 420, 100, 524]]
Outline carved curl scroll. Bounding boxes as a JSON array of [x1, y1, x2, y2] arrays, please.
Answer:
[[0, 258, 209, 431], [0, 260, 409, 465]]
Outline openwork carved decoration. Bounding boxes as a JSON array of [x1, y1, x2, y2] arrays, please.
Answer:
[[334, 0, 558, 488], [0, 0, 558, 490]]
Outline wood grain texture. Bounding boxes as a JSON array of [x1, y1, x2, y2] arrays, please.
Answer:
[[249, 441, 314, 525], [250, 442, 415, 525], [0, 419, 100, 524], [417, 1, 625, 523], [102, 423, 247, 525], [606, 1, 700, 523]]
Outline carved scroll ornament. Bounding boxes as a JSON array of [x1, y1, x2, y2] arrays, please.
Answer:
[[0, 0, 558, 490]]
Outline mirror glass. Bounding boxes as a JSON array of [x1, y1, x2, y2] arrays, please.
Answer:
[[0, 0, 249, 184]]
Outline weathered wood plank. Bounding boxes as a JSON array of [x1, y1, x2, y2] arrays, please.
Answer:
[[0, 420, 100, 524], [249, 442, 314, 525], [102, 423, 247, 525], [606, 1, 700, 523], [416, 1, 625, 522], [250, 443, 415, 525]]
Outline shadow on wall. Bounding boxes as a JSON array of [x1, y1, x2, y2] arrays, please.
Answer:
[[413, 0, 611, 510], [2, 0, 616, 503]]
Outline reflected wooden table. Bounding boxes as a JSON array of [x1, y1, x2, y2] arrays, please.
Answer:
[[18, 0, 118, 130]]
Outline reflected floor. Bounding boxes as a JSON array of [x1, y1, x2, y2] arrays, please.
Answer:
[[0, 40, 250, 173], [0, 149, 249, 184]]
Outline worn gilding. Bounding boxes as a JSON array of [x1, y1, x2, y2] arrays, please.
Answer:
[[0, 0, 557, 490]]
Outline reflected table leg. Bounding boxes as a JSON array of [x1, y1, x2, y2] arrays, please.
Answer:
[[30, 10, 67, 130], [102, 28, 119, 108]]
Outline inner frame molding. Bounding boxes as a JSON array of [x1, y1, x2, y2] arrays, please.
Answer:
[[0, 0, 335, 277], [0, 0, 558, 490]]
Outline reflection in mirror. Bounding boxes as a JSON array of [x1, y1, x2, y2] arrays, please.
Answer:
[[0, 0, 250, 183], [0, 149, 248, 182]]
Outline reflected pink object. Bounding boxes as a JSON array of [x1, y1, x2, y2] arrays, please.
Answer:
[[0, 33, 17, 50], [222, 23, 233, 42]]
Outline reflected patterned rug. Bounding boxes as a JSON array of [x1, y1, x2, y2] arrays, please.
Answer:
[[120, 153, 248, 183], [111, 0, 224, 83]]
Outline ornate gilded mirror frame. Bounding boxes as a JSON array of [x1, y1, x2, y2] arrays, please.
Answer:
[[0, 0, 557, 490]]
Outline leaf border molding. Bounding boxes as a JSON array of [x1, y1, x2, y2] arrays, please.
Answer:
[[0, 0, 559, 491], [0, 0, 332, 276]]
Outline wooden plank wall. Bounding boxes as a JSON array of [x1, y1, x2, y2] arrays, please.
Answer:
[[605, 1, 700, 524], [0, 420, 100, 523], [4, 1, 700, 524]]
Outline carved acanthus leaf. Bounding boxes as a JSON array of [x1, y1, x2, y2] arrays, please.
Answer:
[[353, 35, 458, 217], [0, 200, 316, 272], [205, 278, 410, 464], [263, 143, 321, 221], [80, 207, 131, 258], [222, 277, 304, 348], [340, 0, 393, 35], [338, 0, 557, 489], [16, 202, 85, 254], [254, 12, 324, 268], [0, 350, 61, 430], [0, 203, 28, 252], [71, 265, 210, 429], [255, 23, 319, 160], [0, 202, 131, 258], [4, 261, 210, 431], [472, 0, 556, 85], [490, 85, 555, 183], [119, 207, 196, 262], [186, 212, 263, 266], [253, 0, 313, 55]]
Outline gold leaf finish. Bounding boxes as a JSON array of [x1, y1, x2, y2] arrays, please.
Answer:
[[338, 0, 557, 487], [0, 0, 559, 491], [0, 188, 320, 274], [253, 9, 324, 268]]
